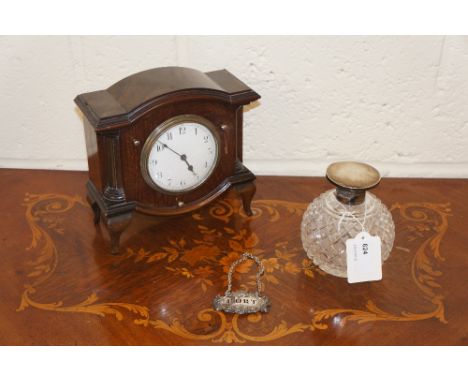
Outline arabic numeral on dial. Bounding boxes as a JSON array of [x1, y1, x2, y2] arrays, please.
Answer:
[[166, 132, 173, 140]]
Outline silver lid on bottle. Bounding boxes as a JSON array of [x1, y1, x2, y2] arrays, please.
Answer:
[[326, 161, 381, 205]]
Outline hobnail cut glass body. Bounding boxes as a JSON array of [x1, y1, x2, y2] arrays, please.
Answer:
[[301, 189, 395, 278]]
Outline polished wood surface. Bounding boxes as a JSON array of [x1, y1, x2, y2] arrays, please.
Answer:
[[1, 169, 467, 345]]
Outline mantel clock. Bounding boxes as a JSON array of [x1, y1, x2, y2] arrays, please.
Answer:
[[75, 67, 260, 254]]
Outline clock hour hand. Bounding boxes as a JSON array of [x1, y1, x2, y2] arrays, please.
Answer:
[[180, 154, 198, 176], [161, 143, 197, 176]]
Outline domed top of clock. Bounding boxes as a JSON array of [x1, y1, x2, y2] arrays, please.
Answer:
[[75, 67, 260, 129]]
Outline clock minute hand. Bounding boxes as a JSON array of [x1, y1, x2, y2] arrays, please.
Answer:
[[161, 142, 182, 157], [161, 143, 197, 176]]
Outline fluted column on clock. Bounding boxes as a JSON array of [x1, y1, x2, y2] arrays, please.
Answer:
[[102, 132, 126, 203], [97, 131, 135, 254]]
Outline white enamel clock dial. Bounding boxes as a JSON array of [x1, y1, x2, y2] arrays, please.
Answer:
[[145, 120, 218, 192]]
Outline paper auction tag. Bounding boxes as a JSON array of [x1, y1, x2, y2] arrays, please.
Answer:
[[346, 231, 382, 283]]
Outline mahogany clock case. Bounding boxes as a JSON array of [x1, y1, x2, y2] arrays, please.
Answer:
[[75, 67, 260, 252], [87, 99, 243, 211]]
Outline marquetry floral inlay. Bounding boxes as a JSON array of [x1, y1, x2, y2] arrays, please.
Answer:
[[17, 193, 450, 343]]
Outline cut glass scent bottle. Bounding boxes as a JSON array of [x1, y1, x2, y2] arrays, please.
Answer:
[[300, 161, 395, 278]]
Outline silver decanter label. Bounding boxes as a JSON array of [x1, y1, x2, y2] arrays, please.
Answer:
[[213, 252, 271, 314], [213, 292, 270, 314]]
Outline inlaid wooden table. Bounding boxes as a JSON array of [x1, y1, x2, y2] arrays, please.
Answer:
[[1, 169, 467, 345]]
